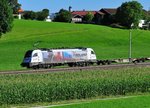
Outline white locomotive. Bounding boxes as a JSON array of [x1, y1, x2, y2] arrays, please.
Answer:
[[21, 47, 97, 69]]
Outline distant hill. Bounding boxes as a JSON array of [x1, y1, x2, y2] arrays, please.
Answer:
[[0, 19, 150, 70]]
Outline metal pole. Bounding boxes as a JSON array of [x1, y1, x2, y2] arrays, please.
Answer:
[[129, 29, 132, 63]]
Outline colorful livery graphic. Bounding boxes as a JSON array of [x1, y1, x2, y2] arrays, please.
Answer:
[[21, 48, 96, 68]]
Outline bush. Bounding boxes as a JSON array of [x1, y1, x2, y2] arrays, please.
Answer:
[[54, 9, 72, 22], [23, 11, 36, 20]]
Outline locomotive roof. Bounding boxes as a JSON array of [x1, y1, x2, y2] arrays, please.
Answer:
[[39, 47, 87, 51]]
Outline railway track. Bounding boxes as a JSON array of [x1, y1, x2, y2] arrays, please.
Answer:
[[0, 62, 150, 75]]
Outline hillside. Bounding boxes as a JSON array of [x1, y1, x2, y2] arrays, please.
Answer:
[[0, 20, 150, 70]]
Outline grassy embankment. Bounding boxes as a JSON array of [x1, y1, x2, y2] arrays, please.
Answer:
[[0, 20, 150, 70], [0, 67, 150, 106]]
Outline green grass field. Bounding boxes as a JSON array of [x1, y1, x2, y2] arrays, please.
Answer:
[[0, 20, 150, 70], [51, 95, 150, 108]]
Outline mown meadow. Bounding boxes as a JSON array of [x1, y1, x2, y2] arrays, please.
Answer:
[[51, 95, 150, 108], [0, 20, 150, 70], [0, 67, 150, 105]]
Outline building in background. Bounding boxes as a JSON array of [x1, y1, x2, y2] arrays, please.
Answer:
[[45, 16, 52, 22], [18, 8, 24, 19]]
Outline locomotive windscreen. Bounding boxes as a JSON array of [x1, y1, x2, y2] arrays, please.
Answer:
[[24, 50, 33, 58]]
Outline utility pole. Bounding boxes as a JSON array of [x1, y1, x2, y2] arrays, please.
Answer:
[[33, 41, 41, 49], [129, 24, 133, 63], [129, 29, 132, 63]]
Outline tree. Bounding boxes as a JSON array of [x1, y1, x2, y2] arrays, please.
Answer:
[[22, 9, 49, 21], [42, 9, 49, 17], [144, 10, 150, 21], [0, 0, 13, 37], [36, 12, 45, 21], [23, 11, 36, 20], [36, 9, 49, 21], [148, 10, 150, 21], [8, 0, 21, 14], [83, 12, 94, 23], [116, 1, 143, 28], [54, 9, 72, 22]]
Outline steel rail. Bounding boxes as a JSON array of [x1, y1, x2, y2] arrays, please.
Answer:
[[0, 63, 150, 75]]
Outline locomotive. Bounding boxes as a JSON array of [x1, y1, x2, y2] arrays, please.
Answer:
[[21, 47, 97, 69]]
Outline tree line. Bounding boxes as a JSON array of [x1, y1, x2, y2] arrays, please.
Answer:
[[13, 1, 150, 29], [0, 0, 150, 37], [23, 9, 49, 21]]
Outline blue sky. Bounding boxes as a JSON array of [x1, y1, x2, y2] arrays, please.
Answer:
[[18, 0, 150, 13]]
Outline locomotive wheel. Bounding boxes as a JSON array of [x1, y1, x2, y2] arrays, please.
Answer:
[[85, 62, 88, 66], [97, 62, 100, 65], [102, 62, 106, 65], [32, 65, 39, 69], [44, 64, 48, 69], [39, 64, 43, 68], [48, 65, 52, 68], [68, 63, 73, 67]]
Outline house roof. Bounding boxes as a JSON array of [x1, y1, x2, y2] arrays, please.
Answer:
[[96, 11, 105, 15], [71, 8, 117, 18], [100, 8, 117, 15], [72, 11, 98, 16], [143, 9, 150, 16], [18, 8, 24, 13]]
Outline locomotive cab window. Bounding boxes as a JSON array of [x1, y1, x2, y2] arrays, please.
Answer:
[[33, 53, 38, 57], [91, 51, 95, 54], [24, 50, 33, 58]]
